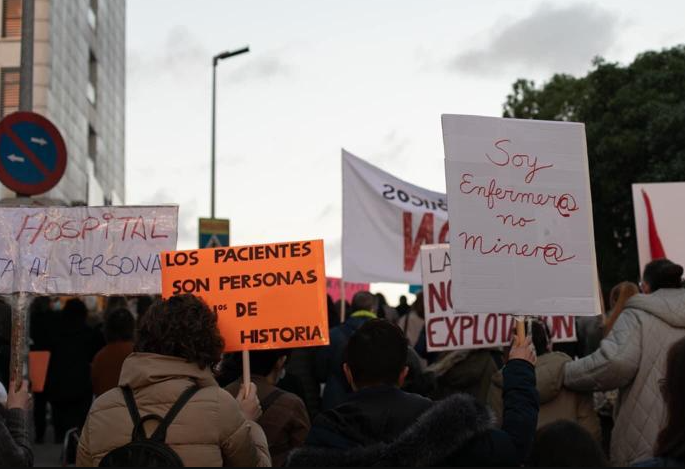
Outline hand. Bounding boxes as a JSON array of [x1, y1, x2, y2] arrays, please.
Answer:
[[237, 382, 262, 421], [7, 380, 31, 411], [509, 336, 537, 366]]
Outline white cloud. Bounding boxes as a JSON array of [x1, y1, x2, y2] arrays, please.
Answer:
[[450, 3, 620, 76]]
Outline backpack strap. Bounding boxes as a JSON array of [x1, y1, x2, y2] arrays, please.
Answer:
[[120, 386, 142, 431], [259, 388, 285, 414], [149, 385, 200, 442]]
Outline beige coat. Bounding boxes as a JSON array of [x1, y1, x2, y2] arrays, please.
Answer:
[[488, 352, 600, 440], [565, 289, 685, 466], [76, 353, 271, 467]]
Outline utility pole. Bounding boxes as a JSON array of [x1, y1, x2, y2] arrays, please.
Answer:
[[211, 46, 249, 219]]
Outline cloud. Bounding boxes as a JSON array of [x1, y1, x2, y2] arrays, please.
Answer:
[[225, 55, 291, 84], [128, 25, 209, 86], [374, 130, 411, 164], [450, 3, 619, 76]]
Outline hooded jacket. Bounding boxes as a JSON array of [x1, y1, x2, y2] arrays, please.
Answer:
[[76, 353, 271, 467], [304, 385, 433, 451], [289, 359, 538, 467], [565, 289, 685, 466], [489, 351, 600, 440]]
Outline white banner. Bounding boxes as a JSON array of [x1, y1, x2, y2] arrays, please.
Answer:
[[342, 149, 448, 284], [632, 182, 685, 276], [0, 205, 178, 295], [442, 115, 601, 317], [421, 244, 576, 351]]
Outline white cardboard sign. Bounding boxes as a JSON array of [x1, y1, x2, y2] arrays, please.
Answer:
[[0, 205, 178, 295], [421, 244, 576, 351], [342, 149, 448, 284], [442, 115, 600, 317], [632, 182, 685, 275]]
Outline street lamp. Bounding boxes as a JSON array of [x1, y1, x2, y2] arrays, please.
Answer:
[[211, 46, 249, 219]]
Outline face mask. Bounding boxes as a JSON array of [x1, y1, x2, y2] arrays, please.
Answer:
[[279, 368, 286, 381]]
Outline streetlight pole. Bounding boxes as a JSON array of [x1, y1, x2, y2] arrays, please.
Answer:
[[211, 46, 249, 219]]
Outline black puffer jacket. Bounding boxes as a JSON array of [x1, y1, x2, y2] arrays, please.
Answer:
[[288, 359, 538, 466]]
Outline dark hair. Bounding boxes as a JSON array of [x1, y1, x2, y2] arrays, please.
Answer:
[[62, 298, 88, 325], [351, 291, 375, 313], [344, 319, 408, 387], [531, 320, 551, 356], [135, 294, 224, 369], [236, 349, 290, 377], [136, 295, 154, 320], [106, 295, 128, 313], [655, 337, 685, 460], [399, 295, 408, 305], [643, 259, 684, 292], [104, 307, 135, 343], [528, 420, 607, 467], [327, 294, 340, 329], [0, 298, 11, 343], [412, 292, 425, 319]]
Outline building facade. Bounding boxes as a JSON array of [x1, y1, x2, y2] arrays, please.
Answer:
[[0, 0, 125, 205]]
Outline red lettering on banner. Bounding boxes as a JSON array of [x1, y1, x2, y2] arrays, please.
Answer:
[[403, 212, 434, 272], [438, 221, 449, 243], [458, 232, 576, 266], [445, 316, 458, 346], [427, 317, 447, 348], [485, 314, 497, 343], [485, 139, 554, 184], [460, 316, 473, 345], [472, 315, 484, 345], [151, 217, 169, 239], [550, 316, 575, 339], [428, 281, 453, 314]]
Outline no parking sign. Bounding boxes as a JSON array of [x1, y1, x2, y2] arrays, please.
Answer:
[[0, 112, 67, 195]]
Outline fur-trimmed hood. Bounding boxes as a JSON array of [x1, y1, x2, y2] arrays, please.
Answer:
[[287, 393, 496, 467]]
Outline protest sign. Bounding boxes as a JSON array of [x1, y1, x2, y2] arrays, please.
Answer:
[[421, 244, 576, 351], [0, 206, 178, 295], [28, 351, 50, 393], [632, 182, 685, 275], [160, 240, 329, 352], [326, 277, 369, 303], [442, 115, 601, 317], [342, 149, 448, 284]]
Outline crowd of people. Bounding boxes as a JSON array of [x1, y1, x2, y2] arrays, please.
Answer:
[[1, 258, 685, 467]]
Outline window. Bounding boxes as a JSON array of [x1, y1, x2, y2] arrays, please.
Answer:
[[87, 50, 97, 105], [2, 0, 22, 38], [0, 68, 20, 118], [88, 125, 97, 163], [87, 0, 97, 30]]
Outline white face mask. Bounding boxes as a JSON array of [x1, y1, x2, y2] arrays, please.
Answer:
[[279, 368, 286, 381]]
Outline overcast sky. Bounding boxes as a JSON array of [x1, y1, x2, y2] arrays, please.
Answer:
[[125, 0, 685, 296]]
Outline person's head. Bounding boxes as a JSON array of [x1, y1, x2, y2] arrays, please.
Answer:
[[609, 281, 639, 310], [238, 349, 291, 381], [0, 298, 11, 343], [62, 298, 88, 325], [350, 291, 375, 315], [642, 259, 684, 294], [104, 307, 135, 343], [29, 296, 52, 316], [136, 295, 154, 321], [106, 295, 128, 313], [655, 337, 685, 461], [136, 294, 224, 370], [531, 319, 552, 356], [528, 420, 607, 467], [327, 294, 340, 329], [412, 292, 425, 319], [399, 295, 408, 306], [343, 319, 409, 391]]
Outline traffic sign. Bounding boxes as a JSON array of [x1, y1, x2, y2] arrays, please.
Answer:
[[199, 217, 230, 248], [0, 112, 67, 196]]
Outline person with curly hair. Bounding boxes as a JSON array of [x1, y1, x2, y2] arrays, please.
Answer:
[[76, 294, 271, 467]]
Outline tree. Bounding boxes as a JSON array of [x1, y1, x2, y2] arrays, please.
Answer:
[[503, 46, 685, 295]]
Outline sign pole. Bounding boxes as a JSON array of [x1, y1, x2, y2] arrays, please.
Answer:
[[515, 316, 526, 345], [339, 279, 346, 324], [10, 292, 31, 391], [242, 350, 251, 388]]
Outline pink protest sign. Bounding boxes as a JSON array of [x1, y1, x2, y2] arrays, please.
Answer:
[[326, 277, 369, 303]]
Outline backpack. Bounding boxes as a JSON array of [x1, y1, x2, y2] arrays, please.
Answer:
[[98, 384, 200, 467]]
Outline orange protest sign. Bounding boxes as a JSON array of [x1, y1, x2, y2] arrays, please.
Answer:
[[28, 351, 50, 393], [160, 239, 329, 352]]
